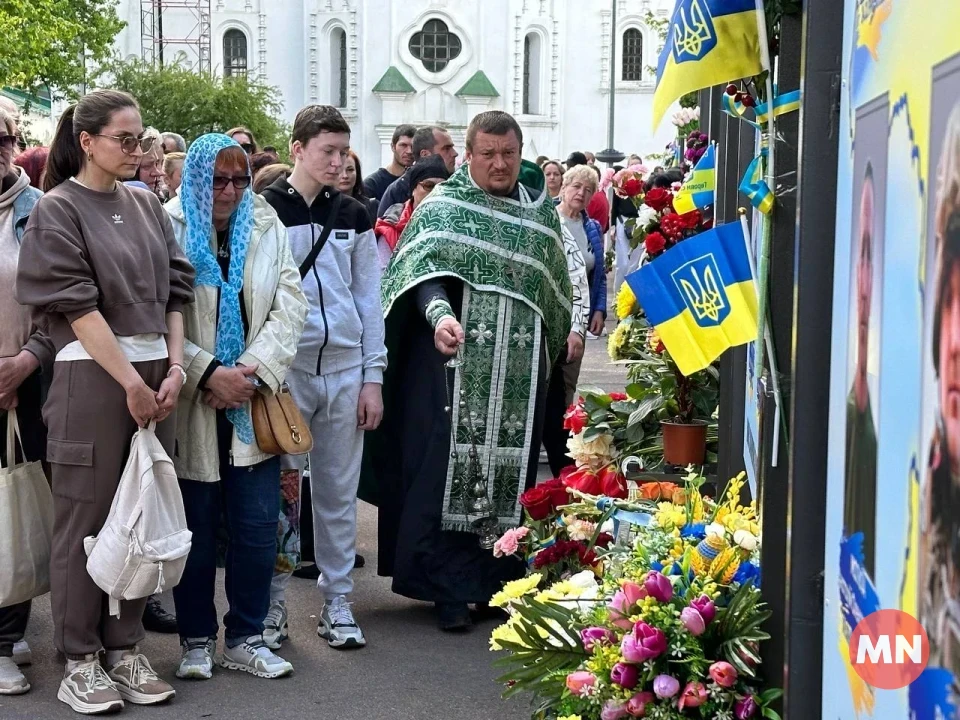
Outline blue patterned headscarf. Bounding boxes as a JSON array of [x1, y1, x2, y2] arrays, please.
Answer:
[[180, 133, 255, 444]]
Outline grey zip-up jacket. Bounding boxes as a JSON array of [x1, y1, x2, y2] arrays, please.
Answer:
[[261, 179, 386, 383]]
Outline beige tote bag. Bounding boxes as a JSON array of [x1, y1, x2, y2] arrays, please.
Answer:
[[0, 408, 53, 607]]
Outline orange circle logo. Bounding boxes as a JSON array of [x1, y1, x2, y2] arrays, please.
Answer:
[[849, 610, 930, 689]]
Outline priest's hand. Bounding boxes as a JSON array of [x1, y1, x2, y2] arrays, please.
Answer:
[[566, 332, 585, 363], [435, 317, 465, 356]]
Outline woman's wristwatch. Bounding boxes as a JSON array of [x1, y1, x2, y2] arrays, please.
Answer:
[[167, 362, 187, 385]]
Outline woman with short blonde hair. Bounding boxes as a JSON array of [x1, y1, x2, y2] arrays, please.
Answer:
[[560, 164, 599, 197], [163, 152, 186, 198]]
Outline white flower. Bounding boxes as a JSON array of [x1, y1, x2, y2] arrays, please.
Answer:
[[706, 522, 727, 538], [636, 204, 660, 230], [566, 518, 598, 542], [567, 432, 616, 470], [733, 528, 759, 552]]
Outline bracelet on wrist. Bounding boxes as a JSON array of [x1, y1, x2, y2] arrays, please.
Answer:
[[167, 363, 187, 384]]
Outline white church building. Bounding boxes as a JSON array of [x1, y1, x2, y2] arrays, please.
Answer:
[[107, 0, 678, 166]]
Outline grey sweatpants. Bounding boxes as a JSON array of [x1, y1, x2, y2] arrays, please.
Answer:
[[272, 365, 364, 601]]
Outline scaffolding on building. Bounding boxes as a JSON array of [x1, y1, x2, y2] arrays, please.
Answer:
[[140, 0, 212, 74]]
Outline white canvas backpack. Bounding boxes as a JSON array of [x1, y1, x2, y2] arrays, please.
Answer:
[[84, 422, 192, 617]]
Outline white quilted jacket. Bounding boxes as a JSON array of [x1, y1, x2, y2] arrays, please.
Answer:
[[166, 194, 308, 481]]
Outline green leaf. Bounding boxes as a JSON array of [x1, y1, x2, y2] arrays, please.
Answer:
[[761, 709, 782, 720], [759, 688, 784, 703]]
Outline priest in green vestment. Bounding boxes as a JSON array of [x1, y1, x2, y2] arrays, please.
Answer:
[[370, 111, 572, 631]]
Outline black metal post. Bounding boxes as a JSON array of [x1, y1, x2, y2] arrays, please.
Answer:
[[779, 0, 844, 715]]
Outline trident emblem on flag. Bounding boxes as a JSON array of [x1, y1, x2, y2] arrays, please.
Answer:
[[672, 0, 717, 63], [671, 254, 729, 327]]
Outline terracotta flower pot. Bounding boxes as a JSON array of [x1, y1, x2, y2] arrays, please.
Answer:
[[660, 420, 708, 466]]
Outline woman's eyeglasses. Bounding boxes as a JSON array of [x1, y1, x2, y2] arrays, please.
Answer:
[[418, 181, 439, 192], [213, 175, 252, 191], [0, 135, 17, 150], [95, 134, 157, 155]]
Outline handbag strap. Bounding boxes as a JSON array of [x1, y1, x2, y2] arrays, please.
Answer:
[[4, 407, 25, 469], [299, 192, 343, 280]]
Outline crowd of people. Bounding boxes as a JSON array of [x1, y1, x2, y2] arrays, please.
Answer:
[[0, 89, 655, 715]]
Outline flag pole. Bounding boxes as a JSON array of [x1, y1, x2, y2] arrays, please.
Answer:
[[739, 210, 782, 467]]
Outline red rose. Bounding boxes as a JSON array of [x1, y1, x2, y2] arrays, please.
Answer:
[[598, 465, 628, 499], [578, 543, 599, 567], [645, 231, 667, 255], [608, 392, 628, 401], [644, 187, 673, 212], [659, 213, 684, 240], [519, 486, 554, 520], [538, 477, 570, 509], [562, 466, 603, 495], [621, 176, 643, 197], [563, 405, 588, 434]]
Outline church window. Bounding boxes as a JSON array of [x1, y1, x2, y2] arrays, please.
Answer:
[[331, 27, 347, 108], [223, 29, 248, 79], [522, 33, 542, 115], [408, 19, 462, 73], [622, 28, 643, 81]]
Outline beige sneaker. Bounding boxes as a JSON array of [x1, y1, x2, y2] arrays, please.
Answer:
[[57, 657, 123, 715], [106, 652, 175, 705], [0, 656, 29, 695]]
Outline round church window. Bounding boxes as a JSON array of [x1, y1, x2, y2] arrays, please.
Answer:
[[408, 19, 462, 73]]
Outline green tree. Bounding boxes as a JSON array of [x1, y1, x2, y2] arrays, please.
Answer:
[[0, 0, 124, 94], [99, 57, 290, 153]]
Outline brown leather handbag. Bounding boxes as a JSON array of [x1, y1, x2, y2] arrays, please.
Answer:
[[251, 384, 313, 456]]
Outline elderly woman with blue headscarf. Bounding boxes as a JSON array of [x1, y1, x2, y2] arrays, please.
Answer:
[[166, 133, 307, 682]]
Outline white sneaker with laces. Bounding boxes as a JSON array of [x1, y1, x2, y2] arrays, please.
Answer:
[[0, 656, 29, 695], [177, 638, 216, 680], [58, 656, 124, 715], [217, 636, 293, 679], [263, 601, 289, 650], [318, 596, 366, 649], [106, 652, 175, 705], [12, 640, 30, 666]]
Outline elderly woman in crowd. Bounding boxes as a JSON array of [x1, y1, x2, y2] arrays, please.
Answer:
[[0, 108, 50, 698], [227, 126, 259, 155], [166, 133, 306, 682], [542, 163, 606, 476], [374, 154, 449, 269]]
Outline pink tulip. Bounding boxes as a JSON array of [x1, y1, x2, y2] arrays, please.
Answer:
[[678, 681, 708, 709], [621, 622, 667, 663], [691, 594, 717, 624], [601, 701, 629, 720], [581, 626, 617, 652], [565, 670, 597, 697], [653, 674, 680, 699], [623, 580, 647, 606], [680, 607, 706, 636], [643, 571, 673, 603], [735, 695, 759, 719], [627, 691, 656, 717], [709, 661, 738, 688], [610, 662, 639, 689], [608, 591, 634, 630]]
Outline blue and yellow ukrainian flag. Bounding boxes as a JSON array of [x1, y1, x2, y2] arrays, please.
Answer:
[[626, 223, 758, 376], [673, 143, 716, 215], [653, 0, 769, 129]]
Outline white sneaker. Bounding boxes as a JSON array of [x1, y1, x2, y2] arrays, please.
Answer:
[[217, 637, 293, 679], [177, 638, 216, 680], [318, 596, 366, 649], [0, 656, 29, 695], [12, 640, 30, 666], [263, 601, 289, 650], [58, 656, 124, 714], [105, 652, 175, 705]]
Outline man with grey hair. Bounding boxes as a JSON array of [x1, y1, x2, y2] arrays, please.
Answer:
[[370, 110, 574, 631], [377, 125, 458, 216], [161, 131, 186, 154]]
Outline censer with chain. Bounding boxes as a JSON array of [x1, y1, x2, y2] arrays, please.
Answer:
[[443, 349, 500, 549]]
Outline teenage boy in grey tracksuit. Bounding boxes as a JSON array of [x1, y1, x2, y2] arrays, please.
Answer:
[[261, 105, 386, 649]]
